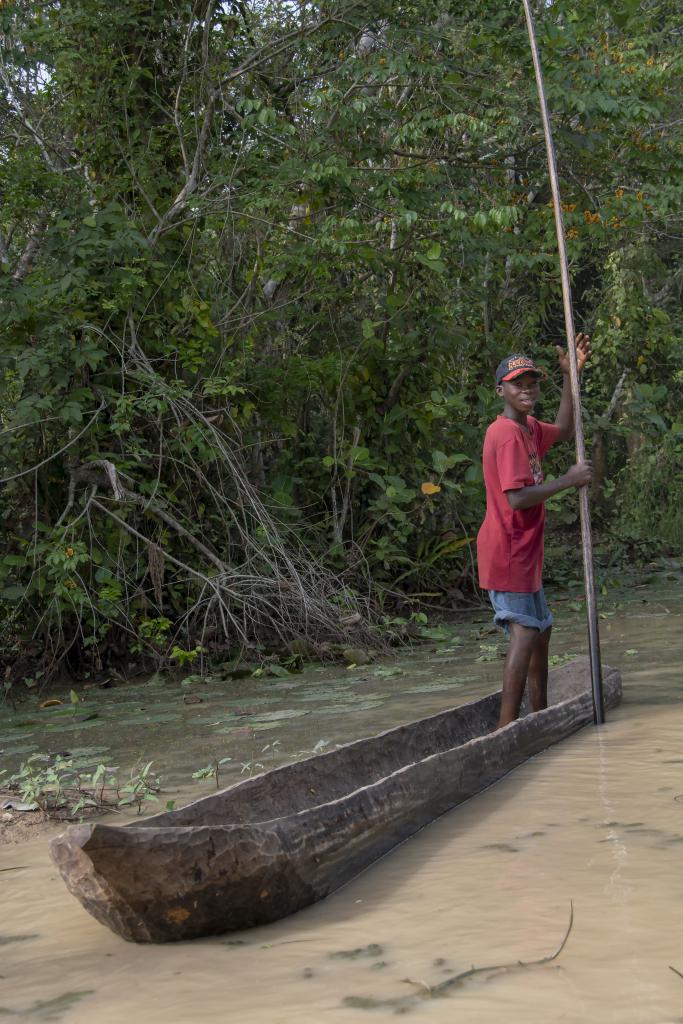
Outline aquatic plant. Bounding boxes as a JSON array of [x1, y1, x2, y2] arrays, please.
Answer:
[[3, 754, 162, 818]]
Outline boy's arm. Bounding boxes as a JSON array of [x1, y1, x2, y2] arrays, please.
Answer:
[[553, 333, 591, 442], [553, 373, 574, 441], [506, 461, 592, 510]]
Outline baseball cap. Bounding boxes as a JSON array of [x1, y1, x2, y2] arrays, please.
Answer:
[[495, 354, 545, 386]]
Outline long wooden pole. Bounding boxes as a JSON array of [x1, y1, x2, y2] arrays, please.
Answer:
[[522, 0, 605, 724]]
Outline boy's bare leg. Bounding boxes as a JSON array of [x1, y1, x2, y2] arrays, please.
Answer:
[[527, 626, 552, 712], [498, 622, 538, 728]]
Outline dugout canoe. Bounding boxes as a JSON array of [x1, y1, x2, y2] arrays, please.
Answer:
[[50, 656, 621, 943]]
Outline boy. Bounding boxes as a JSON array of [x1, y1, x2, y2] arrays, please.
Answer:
[[476, 335, 592, 729]]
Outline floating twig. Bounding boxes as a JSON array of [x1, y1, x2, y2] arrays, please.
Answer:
[[669, 965, 683, 980], [343, 903, 574, 1013], [401, 978, 432, 995], [431, 901, 574, 997]]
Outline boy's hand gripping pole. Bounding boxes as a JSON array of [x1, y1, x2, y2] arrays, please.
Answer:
[[522, 0, 605, 724]]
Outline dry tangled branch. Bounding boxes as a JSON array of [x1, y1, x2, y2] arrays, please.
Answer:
[[56, 343, 378, 661]]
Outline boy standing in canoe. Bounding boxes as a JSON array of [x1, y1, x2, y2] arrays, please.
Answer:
[[476, 335, 592, 728]]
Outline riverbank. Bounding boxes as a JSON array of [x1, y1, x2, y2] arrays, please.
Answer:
[[1, 565, 679, 847]]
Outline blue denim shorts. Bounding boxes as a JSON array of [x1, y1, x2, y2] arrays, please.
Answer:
[[488, 587, 553, 634]]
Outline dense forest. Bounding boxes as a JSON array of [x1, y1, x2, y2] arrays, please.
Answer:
[[1, 0, 681, 687]]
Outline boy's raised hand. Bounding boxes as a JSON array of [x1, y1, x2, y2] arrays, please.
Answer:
[[555, 332, 591, 376]]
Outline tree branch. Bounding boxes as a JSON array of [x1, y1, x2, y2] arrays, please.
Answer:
[[12, 215, 48, 283], [376, 366, 410, 416], [74, 459, 227, 573]]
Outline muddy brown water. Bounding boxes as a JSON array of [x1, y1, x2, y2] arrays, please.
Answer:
[[1, 574, 682, 1022]]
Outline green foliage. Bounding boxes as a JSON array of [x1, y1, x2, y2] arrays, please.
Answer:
[[3, 754, 162, 817], [614, 432, 683, 550], [0, 0, 681, 676], [191, 756, 232, 789]]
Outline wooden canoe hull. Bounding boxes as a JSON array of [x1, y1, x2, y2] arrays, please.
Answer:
[[50, 658, 621, 942]]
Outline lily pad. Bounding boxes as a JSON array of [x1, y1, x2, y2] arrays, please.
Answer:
[[0, 743, 39, 756], [317, 700, 385, 715], [66, 746, 111, 759], [405, 681, 466, 694], [0, 990, 94, 1020], [118, 712, 182, 726], [221, 697, 281, 708], [298, 687, 353, 701], [0, 934, 39, 947], [417, 626, 452, 641], [39, 719, 103, 734], [330, 942, 384, 960], [192, 713, 245, 726], [250, 709, 309, 723]]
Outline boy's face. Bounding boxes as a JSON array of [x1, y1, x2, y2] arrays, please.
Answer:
[[496, 371, 541, 413]]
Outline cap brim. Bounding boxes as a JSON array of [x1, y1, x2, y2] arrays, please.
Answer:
[[501, 367, 544, 382]]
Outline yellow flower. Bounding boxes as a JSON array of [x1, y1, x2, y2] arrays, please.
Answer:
[[65, 546, 75, 558], [566, 227, 579, 240], [615, 188, 624, 198], [421, 482, 441, 496], [636, 191, 645, 201]]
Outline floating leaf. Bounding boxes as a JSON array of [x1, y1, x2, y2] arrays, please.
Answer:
[[0, 989, 95, 1018], [418, 625, 451, 641], [268, 664, 291, 678], [0, 934, 39, 946], [251, 709, 309, 722], [317, 700, 384, 714], [330, 943, 384, 960], [405, 681, 466, 693], [118, 711, 181, 725]]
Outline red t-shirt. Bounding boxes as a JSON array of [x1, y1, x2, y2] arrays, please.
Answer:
[[476, 415, 562, 592]]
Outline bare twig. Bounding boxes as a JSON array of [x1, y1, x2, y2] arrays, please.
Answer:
[[0, 402, 105, 484], [344, 904, 574, 1013], [433, 902, 574, 996]]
